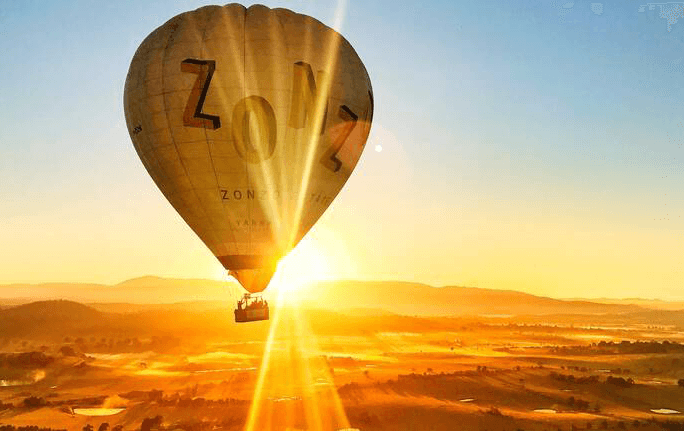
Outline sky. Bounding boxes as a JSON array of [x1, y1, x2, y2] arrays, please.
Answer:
[[0, 0, 683, 300]]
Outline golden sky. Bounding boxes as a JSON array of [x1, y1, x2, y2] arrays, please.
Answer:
[[1, 1, 683, 300]]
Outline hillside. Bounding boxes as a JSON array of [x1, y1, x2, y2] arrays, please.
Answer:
[[298, 281, 645, 316], [0, 277, 659, 317], [0, 276, 243, 304], [0, 299, 267, 341], [0, 300, 105, 338], [2, 298, 684, 345], [571, 297, 684, 311]]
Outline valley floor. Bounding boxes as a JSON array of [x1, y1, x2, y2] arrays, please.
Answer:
[[1, 306, 684, 431]]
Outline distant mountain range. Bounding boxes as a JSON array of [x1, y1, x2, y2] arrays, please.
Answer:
[[297, 281, 650, 316], [567, 297, 684, 311], [1, 276, 682, 317], [0, 276, 243, 305]]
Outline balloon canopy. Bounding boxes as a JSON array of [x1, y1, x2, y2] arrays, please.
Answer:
[[124, 4, 373, 293]]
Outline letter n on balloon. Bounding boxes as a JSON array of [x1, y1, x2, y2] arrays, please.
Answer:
[[288, 61, 328, 134]]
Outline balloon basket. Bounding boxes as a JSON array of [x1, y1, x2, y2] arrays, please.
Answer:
[[234, 293, 270, 323]]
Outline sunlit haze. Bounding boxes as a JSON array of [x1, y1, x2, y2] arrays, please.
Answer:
[[1, 1, 684, 301]]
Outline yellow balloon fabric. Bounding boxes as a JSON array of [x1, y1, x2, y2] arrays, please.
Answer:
[[124, 4, 373, 293]]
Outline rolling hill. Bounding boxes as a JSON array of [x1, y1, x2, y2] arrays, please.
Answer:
[[298, 280, 647, 316], [0, 276, 243, 304], [0, 277, 662, 317], [0, 300, 106, 338], [0, 296, 682, 343]]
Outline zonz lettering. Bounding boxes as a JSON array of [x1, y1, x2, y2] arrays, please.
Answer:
[[181, 59, 371, 173]]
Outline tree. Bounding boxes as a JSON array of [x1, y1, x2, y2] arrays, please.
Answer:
[[98, 423, 109, 431], [678, 379, 684, 388], [23, 396, 48, 408], [82, 425, 93, 431], [141, 415, 163, 431], [148, 389, 163, 402], [59, 345, 78, 357]]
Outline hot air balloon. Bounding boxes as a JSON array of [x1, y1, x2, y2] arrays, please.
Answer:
[[124, 4, 373, 322]]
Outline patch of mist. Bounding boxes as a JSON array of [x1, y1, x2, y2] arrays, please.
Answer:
[[377, 332, 421, 337], [446, 347, 509, 357], [0, 369, 45, 386], [533, 409, 557, 414], [572, 334, 620, 340], [187, 351, 255, 362], [0, 379, 31, 387], [193, 367, 257, 374], [88, 353, 151, 361], [326, 352, 398, 363], [135, 368, 188, 377], [32, 369, 45, 382], [268, 395, 302, 402], [102, 394, 127, 409]]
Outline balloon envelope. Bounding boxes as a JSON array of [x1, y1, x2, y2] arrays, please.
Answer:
[[124, 4, 373, 293]]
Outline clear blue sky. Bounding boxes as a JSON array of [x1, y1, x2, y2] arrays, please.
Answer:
[[1, 0, 683, 299]]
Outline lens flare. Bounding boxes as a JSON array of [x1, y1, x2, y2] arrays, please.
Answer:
[[244, 3, 352, 428], [244, 285, 351, 431]]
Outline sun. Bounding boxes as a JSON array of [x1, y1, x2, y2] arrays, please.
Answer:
[[269, 235, 332, 299]]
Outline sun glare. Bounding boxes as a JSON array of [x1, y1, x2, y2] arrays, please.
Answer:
[[245, 280, 350, 431], [269, 235, 332, 301], [244, 2, 351, 429]]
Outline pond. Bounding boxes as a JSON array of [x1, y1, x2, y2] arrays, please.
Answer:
[[651, 409, 680, 415], [73, 408, 126, 416]]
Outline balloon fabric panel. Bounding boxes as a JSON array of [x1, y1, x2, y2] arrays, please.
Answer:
[[124, 4, 373, 293]]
